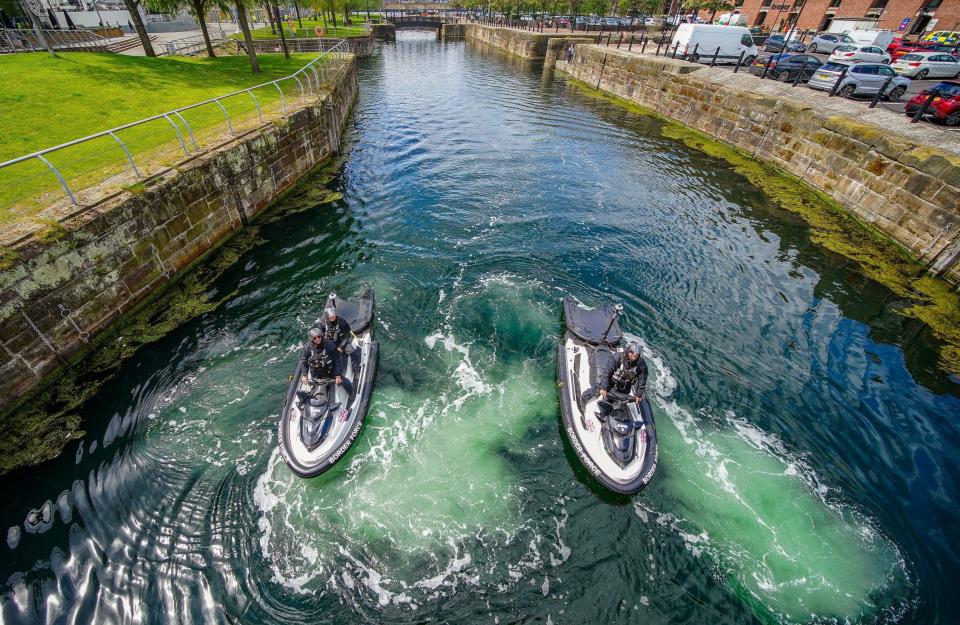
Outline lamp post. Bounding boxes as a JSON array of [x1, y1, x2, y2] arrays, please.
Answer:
[[783, 0, 807, 44]]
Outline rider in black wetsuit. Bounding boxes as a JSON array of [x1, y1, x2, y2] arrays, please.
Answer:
[[299, 328, 354, 398], [323, 306, 361, 376], [581, 342, 648, 420]]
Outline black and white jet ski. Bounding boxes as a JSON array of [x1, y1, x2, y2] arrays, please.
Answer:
[[557, 297, 658, 495], [278, 289, 379, 478]]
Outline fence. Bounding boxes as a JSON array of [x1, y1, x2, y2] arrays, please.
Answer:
[[243, 37, 373, 56], [0, 28, 111, 54], [0, 40, 350, 219], [158, 33, 231, 56]]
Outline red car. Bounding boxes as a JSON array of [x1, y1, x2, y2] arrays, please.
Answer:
[[904, 81, 960, 125], [892, 41, 960, 60]]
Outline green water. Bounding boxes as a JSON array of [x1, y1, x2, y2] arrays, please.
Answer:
[[2, 31, 957, 625]]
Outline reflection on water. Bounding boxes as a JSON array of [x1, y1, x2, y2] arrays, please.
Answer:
[[2, 30, 958, 625]]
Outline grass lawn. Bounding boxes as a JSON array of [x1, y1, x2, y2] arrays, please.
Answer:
[[240, 18, 370, 40], [0, 51, 324, 223]]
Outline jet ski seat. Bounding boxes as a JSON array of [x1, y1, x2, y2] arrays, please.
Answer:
[[590, 345, 613, 388]]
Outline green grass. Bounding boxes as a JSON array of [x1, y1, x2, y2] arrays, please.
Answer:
[[0, 51, 326, 223], [238, 18, 370, 40]]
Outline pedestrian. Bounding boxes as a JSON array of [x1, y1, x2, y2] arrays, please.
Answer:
[[566, 44, 574, 62]]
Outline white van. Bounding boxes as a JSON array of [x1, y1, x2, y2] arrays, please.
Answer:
[[843, 29, 895, 50], [671, 24, 759, 64]]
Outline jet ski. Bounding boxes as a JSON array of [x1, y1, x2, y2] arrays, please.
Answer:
[[278, 289, 379, 478], [557, 297, 658, 495]]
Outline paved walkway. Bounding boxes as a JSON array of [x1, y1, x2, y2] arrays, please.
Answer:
[[118, 22, 254, 56]]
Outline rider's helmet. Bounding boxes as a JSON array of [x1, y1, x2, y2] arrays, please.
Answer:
[[308, 327, 322, 341], [625, 342, 640, 358], [324, 306, 337, 321]]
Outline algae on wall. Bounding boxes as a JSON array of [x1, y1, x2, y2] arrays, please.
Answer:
[[0, 170, 344, 476], [569, 80, 960, 377]]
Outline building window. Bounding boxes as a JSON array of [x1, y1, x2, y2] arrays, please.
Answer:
[[829, 0, 842, 7], [868, 0, 887, 8]]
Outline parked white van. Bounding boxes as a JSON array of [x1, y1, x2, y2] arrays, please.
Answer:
[[671, 24, 759, 64], [844, 29, 895, 50]]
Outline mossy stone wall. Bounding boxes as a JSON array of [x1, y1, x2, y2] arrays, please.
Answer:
[[556, 45, 960, 280], [0, 57, 358, 416]]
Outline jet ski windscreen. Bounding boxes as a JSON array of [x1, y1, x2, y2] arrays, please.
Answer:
[[563, 297, 623, 346]]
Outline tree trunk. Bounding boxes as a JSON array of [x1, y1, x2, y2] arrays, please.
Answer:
[[122, 0, 155, 56], [25, 8, 56, 57], [272, 0, 289, 58], [265, 1, 276, 33], [293, 0, 302, 27], [236, 2, 260, 73], [189, 0, 216, 56]]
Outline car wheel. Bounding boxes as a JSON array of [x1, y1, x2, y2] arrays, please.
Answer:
[[838, 84, 856, 98], [690, 53, 700, 63], [778, 71, 793, 82], [915, 68, 929, 79], [882, 58, 890, 64], [743, 56, 755, 66], [946, 111, 960, 126], [886, 85, 906, 101], [808, 43, 817, 52]]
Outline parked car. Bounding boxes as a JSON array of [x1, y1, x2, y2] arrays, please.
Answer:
[[672, 24, 759, 64], [922, 31, 960, 45], [748, 53, 823, 81], [892, 43, 960, 60], [887, 36, 903, 53], [806, 32, 855, 54], [892, 51, 960, 79], [807, 62, 909, 99], [762, 34, 806, 52], [904, 81, 960, 125], [828, 44, 891, 64]]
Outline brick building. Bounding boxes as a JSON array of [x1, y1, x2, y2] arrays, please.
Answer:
[[725, 0, 960, 37]]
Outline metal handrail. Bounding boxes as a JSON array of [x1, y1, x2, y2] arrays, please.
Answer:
[[0, 39, 349, 206]]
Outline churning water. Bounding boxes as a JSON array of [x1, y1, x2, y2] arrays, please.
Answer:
[[2, 31, 959, 625]]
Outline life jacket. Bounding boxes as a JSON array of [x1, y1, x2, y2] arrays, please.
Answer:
[[611, 358, 638, 392], [307, 345, 333, 375], [323, 318, 343, 343]]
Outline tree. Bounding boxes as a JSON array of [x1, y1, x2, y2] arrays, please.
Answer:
[[235, 0, 260, 73], [122, 0, 156, 56], [270, 0, 290, 57]]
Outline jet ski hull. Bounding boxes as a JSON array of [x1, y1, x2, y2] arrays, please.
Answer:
[[278, 289, 379, 478], [557, 297, 659, 495]]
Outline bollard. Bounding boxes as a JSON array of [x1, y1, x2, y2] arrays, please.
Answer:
[[791, 59, 810, 86], [689, 42, 699, 61], [617, 33, 623, 48], [733, 50, 745, 72], [869, 76, 894, 108], [710, 45, 720, 67], [911, 88, 939, 123], [642, 35, 648, 53], [828, 66, 848, 96], [672, 42, 679, 59], [607, 33, 612, 46], [760, 53, 774, 79], [628, 34, 634, 50]]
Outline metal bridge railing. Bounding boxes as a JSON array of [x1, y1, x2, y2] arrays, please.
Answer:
[[0, 28, 111, 54], [0, 40, 350, 217]]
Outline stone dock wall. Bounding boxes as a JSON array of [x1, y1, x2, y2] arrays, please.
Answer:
[[0, 57, 359, 415], [464, 24, 552, 59], [555, 45, 960, 280]]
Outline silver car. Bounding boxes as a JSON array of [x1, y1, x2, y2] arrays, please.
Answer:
[[805, 32, 856, 54], [807, 62, 910, 100]]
